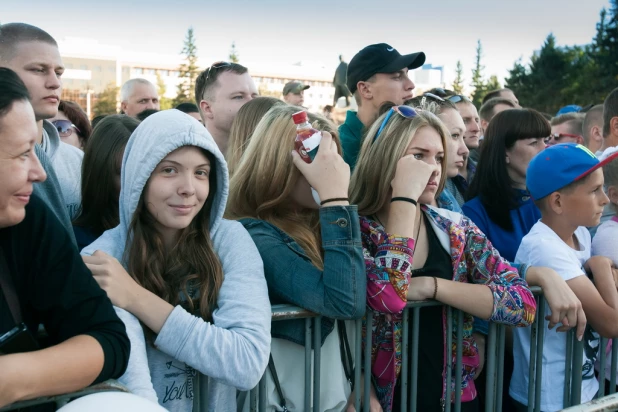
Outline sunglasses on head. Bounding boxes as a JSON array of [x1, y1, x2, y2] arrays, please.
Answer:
[[205, 61, 232, 82], [52, 120, 81, 138], [446, 95, 466, 104], [373, 105, 419, 143]]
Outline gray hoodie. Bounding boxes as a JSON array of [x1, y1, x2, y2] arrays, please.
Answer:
[[82, 110, 271, 411], [42, 120, 83, 219]]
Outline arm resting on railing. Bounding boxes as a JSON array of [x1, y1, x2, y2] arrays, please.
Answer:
[[0, 335, 103, 408]]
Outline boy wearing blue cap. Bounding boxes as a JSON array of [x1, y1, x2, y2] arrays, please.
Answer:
[[510, 143, 618, 411]]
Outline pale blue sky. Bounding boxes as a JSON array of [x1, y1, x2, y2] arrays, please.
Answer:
[[1, 0, 611, 85]]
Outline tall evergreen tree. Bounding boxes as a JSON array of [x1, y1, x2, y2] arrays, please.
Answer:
[[470, 40, 487, 107], [173, 27, 199, 106], [452, 60, 465, 94], [229, 42, 239, 63], [486, 75, 502, 93], [589, 3, 618, 99]]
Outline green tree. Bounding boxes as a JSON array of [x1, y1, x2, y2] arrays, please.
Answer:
[[470, 40, 487, 107], [173, 27, 200, 106], [587, 2, 618, 100], [452, 60, 465, 94], [486, 75, 501, 93], [93, 83, 119, 117], [229, 41, 239, 63], [156, 72, 173, 110]]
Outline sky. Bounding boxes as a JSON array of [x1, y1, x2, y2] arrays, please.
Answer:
[[1, 0, 611, 86]]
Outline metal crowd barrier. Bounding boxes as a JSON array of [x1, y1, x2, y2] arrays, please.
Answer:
[[7, 287, 616, 411], [0, 380, 129, 411]]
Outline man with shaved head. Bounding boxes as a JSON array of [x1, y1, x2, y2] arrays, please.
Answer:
[[0, 22, 82, 234]]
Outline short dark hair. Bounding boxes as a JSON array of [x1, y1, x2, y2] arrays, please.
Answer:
[[482, 88, 513, 105], [58, 100, 92, 145], [136, 108, 159, 121], [91, 115, 108, 129], [0, 67, 30, 127], [466, 109, 551, 231], [603, 87, 618, 137], [194, 63, 248, 104], [479, 97, 516, 122], [583, 104, 603, 145], [74, 115, 140, 235], [0, 23, 57, 63], [175, 102, 199, 114]]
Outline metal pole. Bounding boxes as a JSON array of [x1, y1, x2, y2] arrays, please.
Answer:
[[305, 318, 312, 411], [249, 387, 258, 412], [527, 296, 539, 412], [364, 312, 373, 412], [599, 337, 608, 398], [354, 317, 362, 411], [570, 336, 584, 406], [446, 306, 453, 412], [564, 329, 574, 407], [410, 307, 420, 412], [313, 316, 322, 412], [258, 374, 267, 411], [496, 325, 506, 412], [534, 297, 546, 412], [485, 322, 497, 412], [609, 339, 618, 394], [400, 308, 410, 412], [454, 310, 464, 412]]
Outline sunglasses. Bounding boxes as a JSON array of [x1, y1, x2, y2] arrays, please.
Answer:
[[373, 105, 419, 143], [546, 133, 583, 144], [446, 95, 466, 104], [205, 61, 232, 82], [52, 120, 81, 138]]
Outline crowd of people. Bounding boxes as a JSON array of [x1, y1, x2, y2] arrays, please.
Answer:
[[1, 21, 618, 412]]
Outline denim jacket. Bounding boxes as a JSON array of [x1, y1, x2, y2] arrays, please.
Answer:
[[240, 205, 366, 347]]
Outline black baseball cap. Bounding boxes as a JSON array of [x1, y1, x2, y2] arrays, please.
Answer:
[[346, 43, 426, 94]]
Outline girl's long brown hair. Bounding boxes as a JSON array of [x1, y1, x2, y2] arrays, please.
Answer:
[[125, 150, 223, 322], [226, 106, 341, 270]]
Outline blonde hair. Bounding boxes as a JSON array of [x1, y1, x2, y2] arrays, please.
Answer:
[[226, 97, 285, 177], [226, 105, 341, 269], [350, 107, 449, 216]]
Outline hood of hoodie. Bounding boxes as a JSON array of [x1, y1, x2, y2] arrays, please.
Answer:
[[82, 109, 229, 260]]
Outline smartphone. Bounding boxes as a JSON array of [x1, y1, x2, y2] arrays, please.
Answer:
[[0, 323, 39, 355]]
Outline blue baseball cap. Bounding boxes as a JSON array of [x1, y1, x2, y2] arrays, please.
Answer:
[[526, 143, 618, 200], [555, 105, 582, 116]]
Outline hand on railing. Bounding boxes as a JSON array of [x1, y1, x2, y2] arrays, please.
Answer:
[[344, 376, 383, 412], [526, 266, 586, 340]]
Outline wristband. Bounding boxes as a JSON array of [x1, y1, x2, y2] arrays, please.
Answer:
[[320, 197, 349, 206], [432, 277, 438, 300], [391, 197, 418, 206]]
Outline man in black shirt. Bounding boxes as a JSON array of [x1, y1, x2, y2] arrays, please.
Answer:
[[0, 68, 129, 408]]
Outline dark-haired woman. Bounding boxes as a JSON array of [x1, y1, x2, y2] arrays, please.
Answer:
[[463, 109, 548, 263], [73, 115, 140, 250], [80, 110, 271, 411], [51, 100, 92, 150]]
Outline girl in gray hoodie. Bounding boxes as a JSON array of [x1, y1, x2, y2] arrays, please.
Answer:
[[81, 109, 271, 411]]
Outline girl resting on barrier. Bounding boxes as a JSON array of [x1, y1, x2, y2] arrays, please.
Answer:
[[349, 104, 537, 412], [81, 109, 271, 411]]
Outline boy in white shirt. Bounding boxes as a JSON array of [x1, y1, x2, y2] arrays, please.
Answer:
[[511, 143, 618, 411]]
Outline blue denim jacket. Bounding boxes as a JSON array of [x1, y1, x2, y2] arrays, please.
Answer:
[[239, 205, 366, 347]]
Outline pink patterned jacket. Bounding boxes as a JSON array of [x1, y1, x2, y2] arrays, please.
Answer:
[[361, 206, 536, 411]]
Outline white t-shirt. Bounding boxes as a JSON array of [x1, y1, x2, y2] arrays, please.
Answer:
[[511, 221, 599, 411], [592, 217, 618, 267]]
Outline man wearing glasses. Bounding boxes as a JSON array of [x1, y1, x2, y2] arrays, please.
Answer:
[[339, 43, 425, 169], [195, 62, 258, 154], [0, 23, 83, 228], [547, 113, 585, 146]]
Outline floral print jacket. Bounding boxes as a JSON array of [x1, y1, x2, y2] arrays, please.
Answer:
[[361, 205, 536, 411]]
